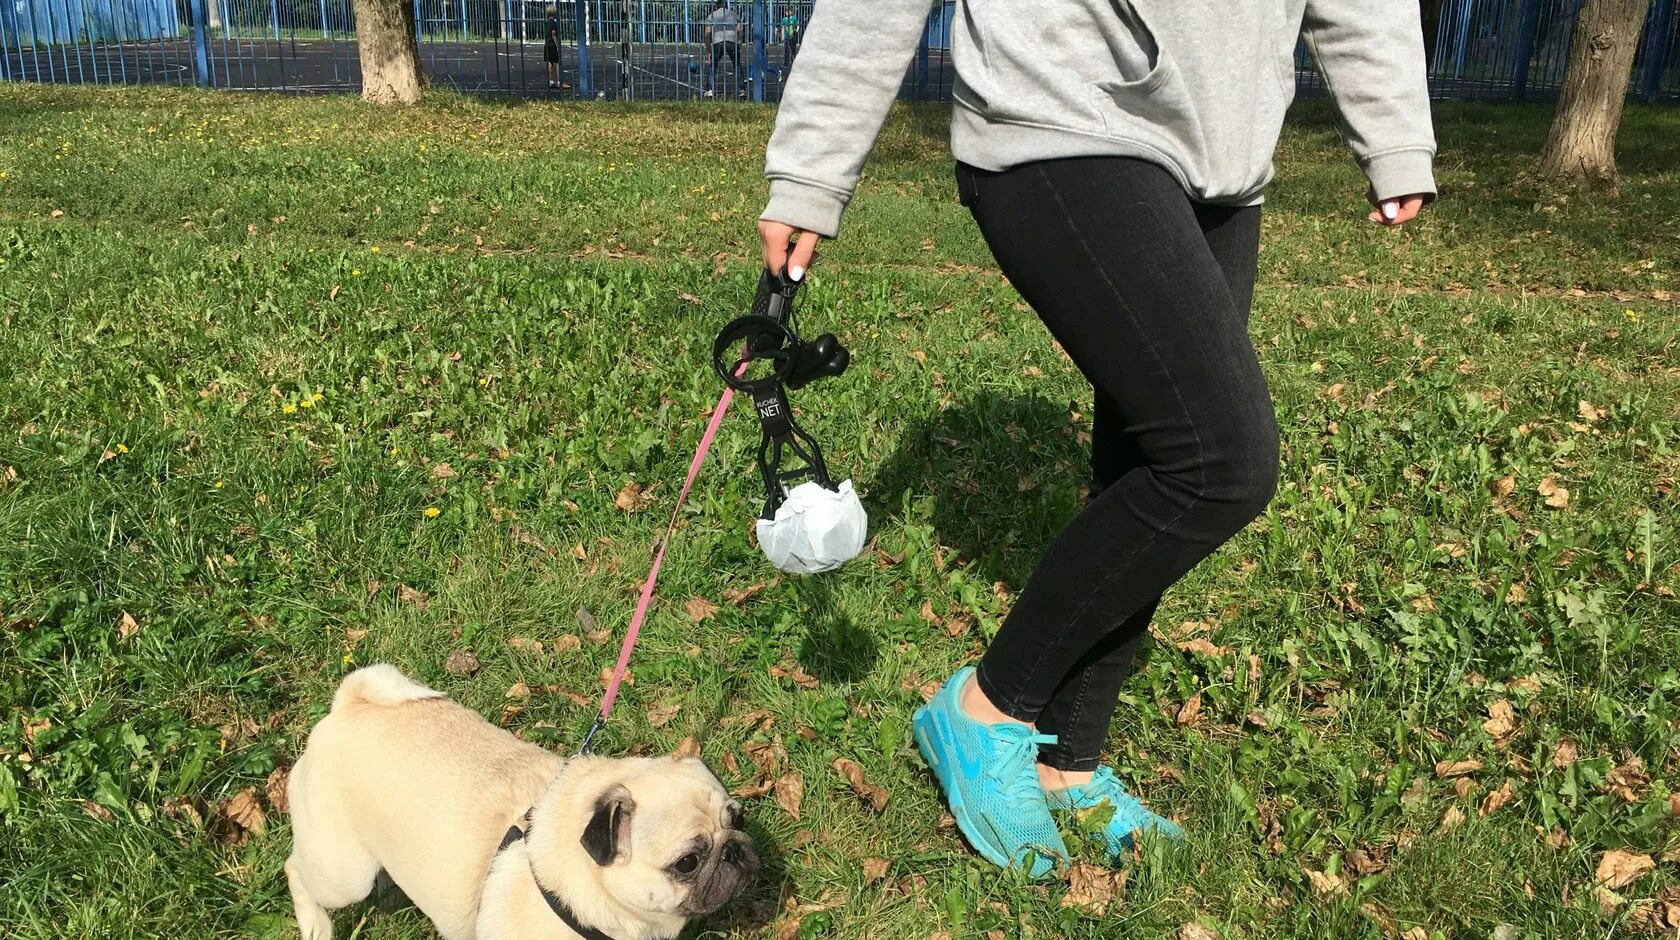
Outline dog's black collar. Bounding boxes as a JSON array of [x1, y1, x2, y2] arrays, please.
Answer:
[[497, 817, 621, 940]]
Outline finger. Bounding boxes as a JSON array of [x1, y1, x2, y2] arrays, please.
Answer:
[[787, 231, 819, 280], [759, 221, 791, 274]]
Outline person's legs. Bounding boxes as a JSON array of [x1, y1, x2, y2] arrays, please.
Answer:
[[1030, 199, 1262, 779], [955, 156, 1277, 753]]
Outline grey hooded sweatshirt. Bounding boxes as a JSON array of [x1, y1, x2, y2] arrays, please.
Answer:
[[762, 0, 1437, 238]]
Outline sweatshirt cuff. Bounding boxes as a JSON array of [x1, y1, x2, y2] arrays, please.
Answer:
[[761, 178, 849, 239], [1362, 149, 1438, 204]]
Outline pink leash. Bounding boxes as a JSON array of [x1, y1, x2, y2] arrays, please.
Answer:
[[577, 377, 740, 755]]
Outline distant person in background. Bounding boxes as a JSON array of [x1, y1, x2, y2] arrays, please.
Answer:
[[705, 0, 743, 99], [543, 5, 564, 89], [780, 4, 800, 68]]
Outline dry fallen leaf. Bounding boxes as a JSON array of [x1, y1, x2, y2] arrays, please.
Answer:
[[769, 660, 819, 690], [444, 649, 480, 675], [1434, 759, 1484, 779], [1597, 849, 1656, 890], [1345, 848, 1386, 876], [507, 637, 544, 655], [1400, 929, 1429, 940], [684, 596, 721, 621], [723, 582, 767, 606], [1437, 805, 1466, 834], [647, 704, 681, 728], [81, 800, 114, 821], [397, 584, 430, 608], [1176, 637, 1233, 658], [599, 666, 633, 688], [265, 766, 290, 815], [222, 787, 267, 836], [552, 634, 582, 654], [505, 681, 530, 700], [1537, 475, 1569, 509], [774, 771, 804, 820], [671, 737, 701, 760], [1305, 867, 1346, 896], [861, 857, 891, 885], [614, 481, 653, 512], [118, 611, 140, 641], [1479, 780, 1514, 817], [430, 462, 457, 480], [1552, 739, 1580, 769], [1062, 863, 1127, 914], [1492, 474, 1516, 498], [1603, 757, 1649, 803], [1577, 400, 1606, 423], [733, 776, 775, 799], [1175, 691, 1204, 726], [832, 758, 890, 814], [1178, 925, 1220, 940], [1482, 699, 1516, 742]]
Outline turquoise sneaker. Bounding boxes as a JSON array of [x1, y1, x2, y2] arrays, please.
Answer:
[[1047, 765, 1182, 857], [912, 667, 1068, 879]]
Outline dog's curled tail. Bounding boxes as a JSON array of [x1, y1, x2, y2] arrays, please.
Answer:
[[332, 664, 445, 713]]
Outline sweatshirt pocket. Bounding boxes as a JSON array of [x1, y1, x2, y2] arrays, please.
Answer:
[[951, 0, 1163, 132]]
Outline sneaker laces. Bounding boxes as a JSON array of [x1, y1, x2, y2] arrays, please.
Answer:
[[985, 726, 1059, 803]]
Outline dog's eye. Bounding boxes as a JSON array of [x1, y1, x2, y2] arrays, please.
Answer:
[[674, 853, 701, 874]]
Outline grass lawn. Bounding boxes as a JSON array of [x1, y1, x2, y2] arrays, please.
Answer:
[[1, 84, 1678, 940]]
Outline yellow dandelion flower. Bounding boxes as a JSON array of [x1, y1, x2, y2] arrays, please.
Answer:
[[214, 480, 224, 489], [299, 398, 314, 409], [115, 443, 129, 454], [1625, 309, 1640, 322], [390, 446, 400, 456], [311, 392, 324, 403], [351, 268, 362, 277], [424, 507, 441, 518], [282, 403, 298, 414], [370, 246, 380, 253]]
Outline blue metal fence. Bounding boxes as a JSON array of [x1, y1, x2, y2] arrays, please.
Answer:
[[3, 0, 1677, 102]]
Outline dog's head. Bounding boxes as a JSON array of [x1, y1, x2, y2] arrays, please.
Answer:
[[542, 754, 759, 921]]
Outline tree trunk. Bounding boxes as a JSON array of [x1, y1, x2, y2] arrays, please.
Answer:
[[1536, 0, 1650, 188], [354, 0, 426, 104]]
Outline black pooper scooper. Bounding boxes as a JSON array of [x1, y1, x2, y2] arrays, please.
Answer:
[[711, 268, 866, 573]]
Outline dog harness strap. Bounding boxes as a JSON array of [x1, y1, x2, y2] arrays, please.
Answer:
[[495, 817, 623, 940], [534, 881, 621, 940]]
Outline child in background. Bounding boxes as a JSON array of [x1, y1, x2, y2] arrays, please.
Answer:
[[543, 5, 563, 89], [780, 5, 799, 67]]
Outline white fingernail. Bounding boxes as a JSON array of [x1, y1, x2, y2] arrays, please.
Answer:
[[1382, 202, 1398, 220], [789, 265, 804, 281]]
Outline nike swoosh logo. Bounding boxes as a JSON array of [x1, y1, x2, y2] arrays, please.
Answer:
[[931, 709, 985, 782]]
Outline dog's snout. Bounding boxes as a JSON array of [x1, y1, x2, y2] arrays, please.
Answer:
[[723, 842, 744, 866]]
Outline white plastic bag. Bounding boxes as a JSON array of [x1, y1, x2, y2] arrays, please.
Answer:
[[755, 479, 868, 574]]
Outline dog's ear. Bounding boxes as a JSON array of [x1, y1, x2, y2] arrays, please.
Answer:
[[581, 785, 635, 866]]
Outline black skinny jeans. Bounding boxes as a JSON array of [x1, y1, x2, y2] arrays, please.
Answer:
[[959, 157, 1279, 772]]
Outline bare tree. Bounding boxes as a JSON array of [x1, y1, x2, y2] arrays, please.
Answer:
[[1537, 0, 1652, 187], [354, 0, 427, 104]]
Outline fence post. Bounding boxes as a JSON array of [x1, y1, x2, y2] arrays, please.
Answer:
[[270, 0, 280, 40], [574, 0, 591, 95], [750, 0, 766, 101], [1642, 0, 1676, 102], [1508, 0, 1542, 101], [914, 10, 930, 100], [188, 0, 211, 86]]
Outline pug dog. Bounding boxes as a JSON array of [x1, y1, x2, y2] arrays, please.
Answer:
[[285, 664, 758, 940]]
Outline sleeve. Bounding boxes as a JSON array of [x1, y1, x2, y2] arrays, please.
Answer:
[[760, 0, 939, 238], [1301, 0, 1439, 202]]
